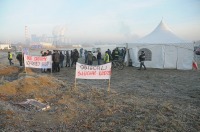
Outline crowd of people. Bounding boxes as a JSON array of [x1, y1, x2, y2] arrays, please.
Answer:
[[83, 47, 126, 66], [39, 47, 127, 73], [40, 49, 80, 73], [8, 47, 143, 73]]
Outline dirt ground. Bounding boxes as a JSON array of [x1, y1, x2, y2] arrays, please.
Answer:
[[0, 52, 200, 132]]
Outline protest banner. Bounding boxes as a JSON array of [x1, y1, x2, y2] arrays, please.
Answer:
[[75, 62, 111, 79], [24, 54, 52, 69], [75, 62, 112, 91]]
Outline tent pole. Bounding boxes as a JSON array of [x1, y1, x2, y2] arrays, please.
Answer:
[[163, 45, 165, 68]]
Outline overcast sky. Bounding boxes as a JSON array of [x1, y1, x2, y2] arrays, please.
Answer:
[[0, 0, 199, 43]]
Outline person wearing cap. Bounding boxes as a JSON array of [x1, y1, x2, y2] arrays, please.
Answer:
[[8, 51, 14, 65], [138, 51, 146, 70]]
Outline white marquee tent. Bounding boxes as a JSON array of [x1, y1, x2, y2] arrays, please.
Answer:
[[127, 20, 194, 70]]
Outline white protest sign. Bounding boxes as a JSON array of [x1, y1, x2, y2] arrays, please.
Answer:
[[24, 54, 52, 69], [75, 62, 112, 79]]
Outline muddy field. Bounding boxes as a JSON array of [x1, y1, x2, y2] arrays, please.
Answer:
[[0, 52, 200, 132]]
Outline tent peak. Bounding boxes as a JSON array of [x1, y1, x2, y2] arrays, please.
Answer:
[[134, 20, 186, 43], [155, 20, 173, 32]]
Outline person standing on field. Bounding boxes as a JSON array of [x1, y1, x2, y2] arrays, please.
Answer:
[[114, 48, 119, 60], [84, 50, 88, 64], [97, 50, 101, 65], [71, 49, 79, 67], [138, 51, 146, 70], [16, 52, 23, 66], [59, 51, 64, 68], [87, 51, 93, 65], [8, 51, 14, 65], [65, 51, 70, 67], [104, 51, 110, 64], [53, 50, 60, 72]]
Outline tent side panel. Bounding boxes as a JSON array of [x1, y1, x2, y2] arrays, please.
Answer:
[[177, 48, 193, 70], [129, 48, 140, 67], [164, 46, 177, 69], [144, 45, 164, 69]]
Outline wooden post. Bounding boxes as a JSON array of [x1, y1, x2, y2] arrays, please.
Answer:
[[108, 79, 111, 92], [51, 61, 52, 75], [74, 78, 77, 90]]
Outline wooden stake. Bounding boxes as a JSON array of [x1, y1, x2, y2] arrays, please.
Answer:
[[51, 61, 52, 75], [108, 79, 111, 92], [74, 78, 77, 90]]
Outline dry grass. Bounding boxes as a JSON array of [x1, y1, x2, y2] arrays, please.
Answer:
[[0, 63, 199, 131], [0, 65, 19, 76]]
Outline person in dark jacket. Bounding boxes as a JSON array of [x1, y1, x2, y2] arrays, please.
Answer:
[[107, 49, 112, 60], [84, 50, 88, 64], [114, 48, 119, 60], [59, 51, 64, 68], [65, 51, 70, 67], [71, 49, 79, 67], [97, 50, 101, 65], [138, 51, 146, 70], [16, 52, 23, 66], [70, 50, 73, 67], [111, 49, 115, 61], [87, 51, 93, 65], [53, 50, 60, 72]]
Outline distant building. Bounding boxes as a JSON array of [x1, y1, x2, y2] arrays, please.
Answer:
[[40, 42, 53, 48], [31, 34, 54, 43], [31, 34, 39, 42], [0, 43, 12, 50]]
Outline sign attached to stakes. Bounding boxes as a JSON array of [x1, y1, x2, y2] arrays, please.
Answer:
[[24, 54, 52, 69], [75, 62, 111, 79], [75, 62, 112, 92]]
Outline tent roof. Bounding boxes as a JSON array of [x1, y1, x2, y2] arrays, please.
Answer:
[[134, 20, 187, 44]]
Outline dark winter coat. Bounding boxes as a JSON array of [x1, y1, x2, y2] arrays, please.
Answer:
[[60, 53, 64, 62], [53, 52, 60, 62], [73, 51, 79, 61], [16, 53, 22, 61], [139, 53, 145, 62], [97, 52, 101, 59]]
